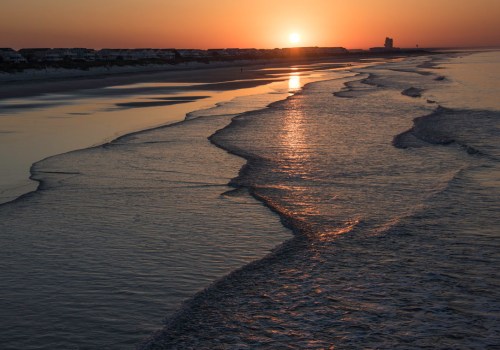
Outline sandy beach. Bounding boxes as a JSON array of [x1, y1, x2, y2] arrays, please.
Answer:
[[1, 54, 370, 205], [2, 0, 499, 348], [0, 51, 434, 205], [0, 54, 409, 100]]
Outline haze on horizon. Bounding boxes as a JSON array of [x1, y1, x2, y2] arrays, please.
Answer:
[[1, 0, 499, 50]]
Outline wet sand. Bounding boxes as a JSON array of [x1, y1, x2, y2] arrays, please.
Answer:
[[0, 56, 375, 100], [115, 98, 207, 109], [1, 57, 352, 204]]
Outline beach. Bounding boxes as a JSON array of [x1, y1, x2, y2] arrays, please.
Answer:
[[142, 50, 500, 349], [1, 56, 368, 204], [0, 56, 361, 349], [3, 0, 499, 348], [0, 56, 368, 99], [1, 51, 499, 349]]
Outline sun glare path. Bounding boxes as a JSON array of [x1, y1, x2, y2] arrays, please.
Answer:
[[289, 73, 301, 92]]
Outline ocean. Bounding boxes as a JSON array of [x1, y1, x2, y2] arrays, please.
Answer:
[[0, 52, 499, 349]]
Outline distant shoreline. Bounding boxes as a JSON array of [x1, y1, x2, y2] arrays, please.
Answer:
[[0, 51, 435, 100]]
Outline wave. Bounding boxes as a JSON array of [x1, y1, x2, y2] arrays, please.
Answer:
[[393, 106, 500, 160], [0, 82, 299, 349], [139, 53, 500, 349], [139, 78, 365, 349], [333, 73, 380, 98]]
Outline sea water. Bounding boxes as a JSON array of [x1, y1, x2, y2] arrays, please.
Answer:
[[0, 64, 355, 349], [1, 52, 498, 349], [0, 76, 295, 204], [144, 51, 500, 349]]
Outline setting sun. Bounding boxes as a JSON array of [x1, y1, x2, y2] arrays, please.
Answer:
[[289, 33, 301, 45]]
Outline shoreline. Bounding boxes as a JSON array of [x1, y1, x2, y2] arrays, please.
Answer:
[[139, 52, 481, 349], [0, 55, 365, 205], [0, 53, 431, 100], [0, 75, 297, 349], [138, 57, 405, 349], [2, 48, 498, 349], [0, 51, 436, 206]]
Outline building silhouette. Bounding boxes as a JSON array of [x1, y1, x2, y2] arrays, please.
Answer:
[[384, 37, 394, 49]]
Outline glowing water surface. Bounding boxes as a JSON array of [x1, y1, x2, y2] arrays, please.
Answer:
[[143, 52, 500, 349], [0, 63, 360, 349]]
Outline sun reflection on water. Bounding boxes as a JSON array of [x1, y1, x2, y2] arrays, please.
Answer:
[[288, 73, 301, 92], [280, 98, 308, 164]]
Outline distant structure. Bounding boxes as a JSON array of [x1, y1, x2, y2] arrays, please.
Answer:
[[1, 42, 427, 71], [2, 46, 351, 66], [384, 37, 394, 49], [0, 48, 27, 63], [370, 37, 399, 53]]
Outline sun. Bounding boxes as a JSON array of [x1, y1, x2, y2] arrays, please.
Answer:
[[289, 32, 301, 45]]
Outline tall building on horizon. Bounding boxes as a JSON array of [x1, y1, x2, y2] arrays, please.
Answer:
[[385, 37, 394, 49]]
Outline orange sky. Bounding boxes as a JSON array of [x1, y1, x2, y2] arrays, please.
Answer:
[[1, 0, 499, 49]]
